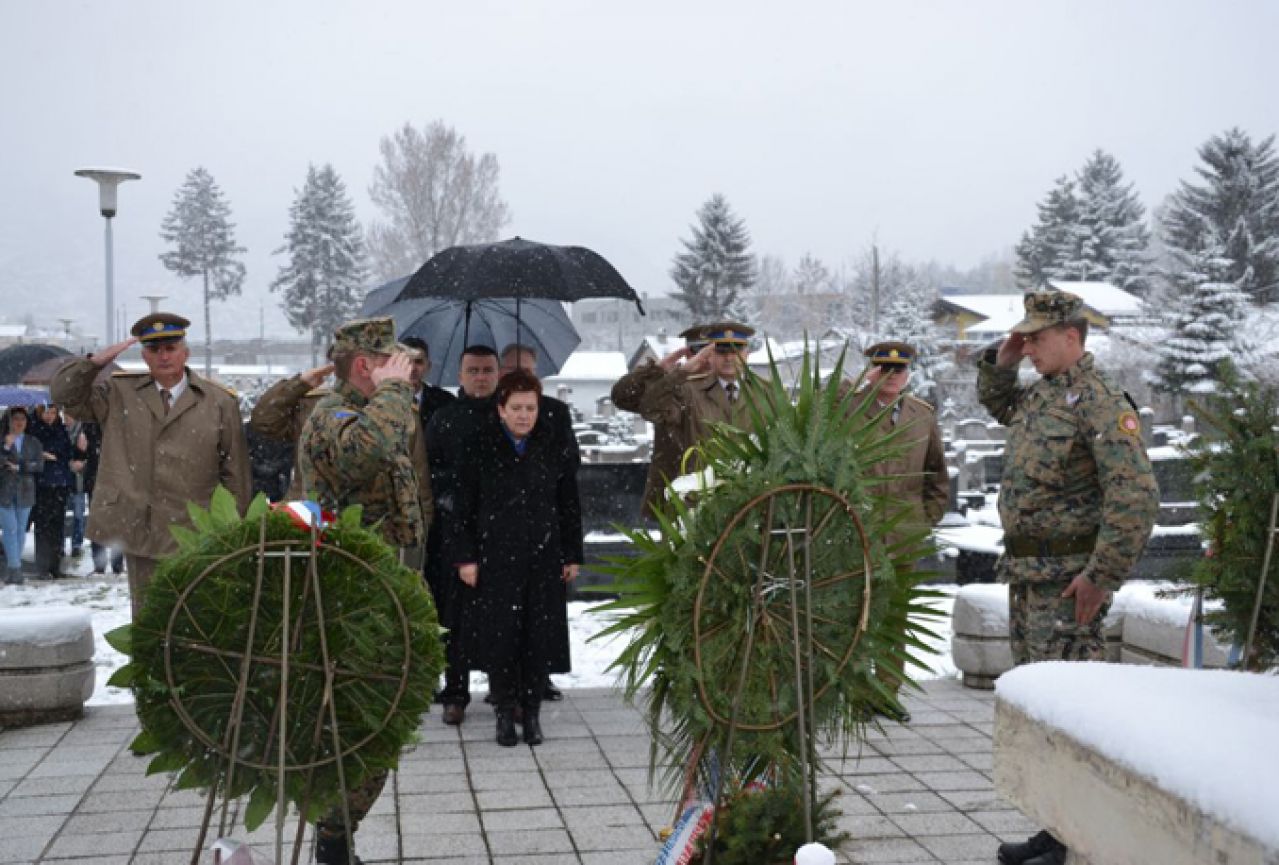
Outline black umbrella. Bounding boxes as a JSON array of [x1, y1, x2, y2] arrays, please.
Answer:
[[362, 278, 581, 387], [0, 344, 70, 385], [396, 236, 646, 314]]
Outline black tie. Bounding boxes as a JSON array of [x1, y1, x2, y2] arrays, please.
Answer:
[[160, 389, 172, 415]]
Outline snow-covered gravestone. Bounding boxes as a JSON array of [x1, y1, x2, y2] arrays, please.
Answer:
[[994, 663, 1279, 865], [0, 607, 95, 726]]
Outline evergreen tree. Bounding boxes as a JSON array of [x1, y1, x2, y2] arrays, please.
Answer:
[[1014, 176, 1078, 289], [271, 165, 367, 365], [880, 287, 949, 403], [1152, 237, 1251, 397], [670, 194, 755, 320], [1062, 150, 1153, 295], [159, 167, 247, 376], [1162, 128, 1279, 305]]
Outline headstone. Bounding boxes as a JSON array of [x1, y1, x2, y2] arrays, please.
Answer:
[[958, 419, 988, 440], [1181, 415, 1195, 435], [985, 423, 1006, 442], [1152, 430, 1169, 448], [1139, 407, 1155, 446]]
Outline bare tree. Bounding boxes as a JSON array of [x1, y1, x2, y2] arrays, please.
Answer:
[[366, 120, 511, 281]]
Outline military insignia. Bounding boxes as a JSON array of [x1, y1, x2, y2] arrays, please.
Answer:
[[1118, 411, 1141, 438], [332, 410, 358, 420], [1066, 392, 1080, 406]]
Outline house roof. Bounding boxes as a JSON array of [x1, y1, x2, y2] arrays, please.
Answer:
[[937, 293, 1026, 322], [547, 351, 629, 382], [1046, 281, 1144, 316]]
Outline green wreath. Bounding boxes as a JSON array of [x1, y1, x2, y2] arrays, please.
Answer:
[[106, 489, 444, 830]]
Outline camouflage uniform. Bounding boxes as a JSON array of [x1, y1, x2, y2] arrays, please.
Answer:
[[294, 318, 421, 846], [978, 292, 1159, 665], [611, 360, 689, 518]]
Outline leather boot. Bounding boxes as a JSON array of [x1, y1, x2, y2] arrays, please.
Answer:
[[315, 831, 362, 865], [522, 708, 543, 746], [1023, 845, 1068, 865], [496, 708, 519, 747], [997, 830, 1061, 865]]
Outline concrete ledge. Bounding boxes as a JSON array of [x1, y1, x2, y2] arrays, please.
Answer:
[[0, 607, 95, 727], [994, 666, 1279, 865]]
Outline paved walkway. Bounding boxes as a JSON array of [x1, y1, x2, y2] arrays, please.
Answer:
[[0, 679, 1035, 864]]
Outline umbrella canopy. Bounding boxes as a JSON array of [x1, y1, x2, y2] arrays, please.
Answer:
[[0, 385, 51, 408], [381, 295, 580, 388], [396, 236, 645, 313], [0, 343, 70, 385], [20, 356, 119, 387]]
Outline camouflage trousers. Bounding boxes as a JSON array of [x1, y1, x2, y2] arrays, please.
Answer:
[[998, 552, 1111, 667], [317, 769, 388, 839]]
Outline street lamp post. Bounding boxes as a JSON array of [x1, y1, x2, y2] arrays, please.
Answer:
[[75, 168, 141, 345], [139, 294, 168, 314]]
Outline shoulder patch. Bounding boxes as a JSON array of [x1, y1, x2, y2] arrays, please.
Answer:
[[1117, 411, 1141, 438], [332, 410, 359, 420]]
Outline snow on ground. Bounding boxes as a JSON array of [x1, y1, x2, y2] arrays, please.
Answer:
[[0, 562, 960, 705]]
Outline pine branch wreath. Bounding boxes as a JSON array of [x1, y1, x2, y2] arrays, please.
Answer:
[[106, 489, 444, 830]]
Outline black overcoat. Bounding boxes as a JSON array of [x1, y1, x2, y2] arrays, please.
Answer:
[[446, 409, 583, 675]]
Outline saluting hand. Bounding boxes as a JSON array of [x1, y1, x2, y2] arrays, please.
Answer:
[[562, 564, 579, 583], [371, 352, 413, 387], [995, 333, 1025, 368], [658, 346, 691, 371], [92, 336, 139, 367], [684, 344, 715, 374], [300, 363, 335, 388]]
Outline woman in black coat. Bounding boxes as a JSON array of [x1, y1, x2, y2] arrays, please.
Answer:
[[29, 404, 80, 578], [448, 369, 583, 746]]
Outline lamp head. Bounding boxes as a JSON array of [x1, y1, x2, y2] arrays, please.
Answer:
[[74, 168, 141, 217]]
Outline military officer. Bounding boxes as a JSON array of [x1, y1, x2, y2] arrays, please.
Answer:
[[611, 324, 710, 518], [248, 361, 334, 498], [637, 321, 761, 484], [295, 317, 421, 865], [845, 341, 950, 719], [50, 313, 251, 618], [977, 290, 1159, 865]]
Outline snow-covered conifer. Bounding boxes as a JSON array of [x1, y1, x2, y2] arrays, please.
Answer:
[[158, 167, 247, 376], [670, 194, 755, 320], [272, 165, 367, 365]]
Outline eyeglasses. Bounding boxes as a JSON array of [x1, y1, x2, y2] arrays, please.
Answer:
[[713, 343, 747, 355]]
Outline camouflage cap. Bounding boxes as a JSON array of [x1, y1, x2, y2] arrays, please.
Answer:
[[1011, 290, 1085, 334], [331, 317, 400, 355]]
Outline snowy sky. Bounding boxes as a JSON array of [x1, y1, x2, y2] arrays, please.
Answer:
[[2, 0, 1277, 341]]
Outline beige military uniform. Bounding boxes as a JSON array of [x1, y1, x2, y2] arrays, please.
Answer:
[[637, 368, 755, 481], [859, 392, 950, 529], [611, 361, 692, 518], [51, 359, 251, 617]]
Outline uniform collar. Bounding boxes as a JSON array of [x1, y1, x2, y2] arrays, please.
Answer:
[[335, 379, 369, 408], [1046, 352, 1094, 388]]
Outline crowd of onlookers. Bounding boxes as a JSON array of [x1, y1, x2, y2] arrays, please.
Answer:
[[1, 403, 122, 584]]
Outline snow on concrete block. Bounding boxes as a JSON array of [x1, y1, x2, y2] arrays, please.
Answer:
[[951, 584, 1014, 689], [0, 606, 95, 726], [995, 663, 1279, 864], [1115, 584, 1229, 668]]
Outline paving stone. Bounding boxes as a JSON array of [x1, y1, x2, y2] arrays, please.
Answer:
[[936, 788, 1009, 812], [561, 804, 649, 828], [399, 790, 483, 814], [44, 828, 141, 858], [138, 825, 207, 852], [8, 774, 95, 797], [543, 768, 619, 789], [915, 831, 1001, 860], [475, 785, 554, 810], [396, 771, 472, 795], [0, 792, 81, 817], [966, 808, 1040, 835], [0, 836, 52, 864], [911, 769, 992, 791], [843, 836, 933, 863], [890, 753, 971, 773], [61, 808, 153, 834], [487, 826, 575, 855], [480, 806, 564, 831], [8, 813, 66, 838], [867, 790, 953, 814], [890, 810, 985, 836], [551, 782, 632, 807], [578, 853, 662, 865], [835, 813, 905, 838], [571, 824, 657, 851], [400, 810, 482, 835], [467, 768, 541, 791]]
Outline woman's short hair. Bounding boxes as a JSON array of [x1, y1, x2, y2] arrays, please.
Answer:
[[495, 369, 542, 407], [4, 406, 29, 422]]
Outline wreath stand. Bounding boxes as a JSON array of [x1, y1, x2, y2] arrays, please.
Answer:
[[682, 483, 875, 864], [158, 514, 416, 865]]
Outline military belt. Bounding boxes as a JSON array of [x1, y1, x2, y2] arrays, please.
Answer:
[[1003, 531, 1098, 558]]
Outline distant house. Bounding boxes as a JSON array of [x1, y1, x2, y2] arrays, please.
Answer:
[[936, 282, 1143, 342], [544, 350, 630, 418], [571, 295, 685, 352]]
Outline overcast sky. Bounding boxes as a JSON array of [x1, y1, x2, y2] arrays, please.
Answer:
[[2, 0, 1277, 341]]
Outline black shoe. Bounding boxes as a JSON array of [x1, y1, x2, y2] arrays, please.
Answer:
[[543, 679, 563, 701], [442, 704, 465, 726], [484, 691, 496, 705], [998, 830, 1061, 865], [522, 710, 543, 746], [496, 709, 518, 747], [315, 832, 362, 865], [1023, 846, 1068, 865]]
